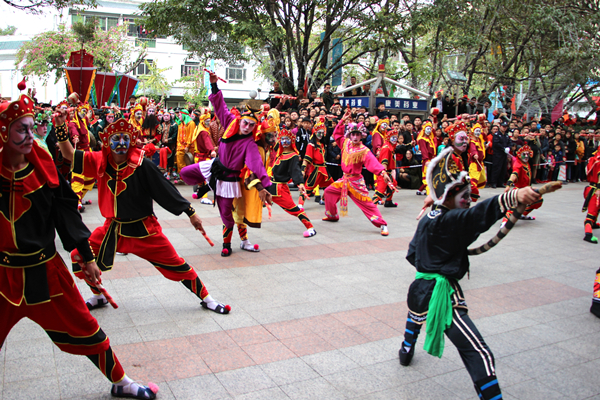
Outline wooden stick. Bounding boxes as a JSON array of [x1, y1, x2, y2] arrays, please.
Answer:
[[203, 69, 227, 83], [95, 283, 118, 309]]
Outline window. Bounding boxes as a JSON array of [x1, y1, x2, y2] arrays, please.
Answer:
[[135, 59, 153, 76], [181, 61, 200, 77], [71, 15, 119, 31], [226, 64, 246, 84]]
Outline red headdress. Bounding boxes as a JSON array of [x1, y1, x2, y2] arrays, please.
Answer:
[[312, 116, 326, 135], [0, 94, 59, 187], [445, 121, 468, 142], [385, 129, 399, 142], [275, 128, 298, 158], [516, 144, 533, 159], [97, 118, 143, 177]]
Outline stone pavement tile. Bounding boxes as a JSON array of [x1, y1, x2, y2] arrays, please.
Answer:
[[173, 315, 223, 336], [259, 358, 319, 386], [280, 376, 346, 400], [188, 330, 238, 354], [499, 347, 568, 379], [234, 386, 289, 400], [213, 310, 260, 331], [555, 334, 600, 361], [102, 327, 143, 347], [136, 322, 183, 342], [57, 370, 109, 399], [503, 379, 573, 400], [3, 355, 56, 383], [54, 348, 96, 375], [2, 337, 54, 361], [354, 388, 413, 400], [301, 349, 360, 376], [122, 358, 165, 382], [352, 321, 401, 342], [144, 337, 197, 360], [2, 376, 60, 400], [408, 351, 464, 378], [202, 347, 256, 374], [332, 309, 380, 327], [280, 332, 335, 357], [3, 318, 48, 344], [112, 342, 153, 365], [393, 380, 464, 400], [323, 367, 395, 398], [339, 342, 396, 367], [159, 353, 211, 381], [168, 374, 230, 400], [216, 365, 277, 396], [128, 308, 173, 327], [534, 363, 599, 399], [317, 326, 370, 349], [226, 325, 277, 347], [363, 359, 428, 387], [243, 341, 296, 365], [263, 319, 314, 340]]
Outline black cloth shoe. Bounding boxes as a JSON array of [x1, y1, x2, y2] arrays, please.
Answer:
[[314, 196, 321, 203], [591, 301, 600, 318], [399, 346, 414, 366], [221, 243, 233, 257], [384, 201, 398, 208]]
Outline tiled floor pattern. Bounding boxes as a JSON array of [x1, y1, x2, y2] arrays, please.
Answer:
[[1, 183, 599, 399]]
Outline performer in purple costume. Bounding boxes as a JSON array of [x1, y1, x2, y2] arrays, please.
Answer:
[[181, 71, 272, 256]]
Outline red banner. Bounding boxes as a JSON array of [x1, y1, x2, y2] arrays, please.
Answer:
[[65, 67, 97, 103], [94, 72, 117, 106], [117, 74, 139, 107]]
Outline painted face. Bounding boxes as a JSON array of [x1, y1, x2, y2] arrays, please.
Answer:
[[266, 132, 276, 147], [8, 116, 35, 155], [425, 126, 432, 136], [78, 109, 87, 120], [315, 129, 324, 139], [380, 123, 389, 131], [474, 128, 481, 137], [35, 122, 48, 138], [239, 118, 256, 135], [163, 114, 171, 122], [350, 131, 362, 144], [390, 135, 398, 144], [109, 133, 131, 154], [106, 114, 115, 124], [454, 185, 471, 209], [520, 152, 530, 163], [203, 119, 210, 128], [453, 131, 469, 152], [280, 136, 292, 147], [134, 111, 143, 121], [147, 108, 155, 116]]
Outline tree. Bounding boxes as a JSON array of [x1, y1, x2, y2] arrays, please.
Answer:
[[140, 0, 409, 94], [15, 23, 147, 84], [3, 0, 95, 13], [136, 60, 172, 104], [175, 70, 208, 109], [0, 25, 17, 35]]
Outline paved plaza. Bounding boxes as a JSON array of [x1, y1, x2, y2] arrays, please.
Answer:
[[1, 182, 599, 400]]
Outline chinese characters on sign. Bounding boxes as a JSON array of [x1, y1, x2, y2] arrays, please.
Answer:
[[338, 97, 427, 111]]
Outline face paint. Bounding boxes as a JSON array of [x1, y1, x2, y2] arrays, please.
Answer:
[[350, 131, 362, 144], [106, 115, 115, 124], [454, 185, 471, 209], [135, 111, 142, 121], [520, 153, 530, 163], [280, 136, 292, 147], [381, 123, 388, 130], [163, 114, 170, 122], [266, 132, 276, 146], [453, 131, 468, 152], [474, 128, 481, 137], [425, 126, 432, 136], [78, 110, 86, 120], [147, 108, 155, 116], [316, 129, 324, 139], [390, 136, 398, 144], [109, 133, 131, 154], [239, 118, 256, 135], [203, 119, 210, 128], [35, 122, 48, 138], [8, 116, 35, 155]]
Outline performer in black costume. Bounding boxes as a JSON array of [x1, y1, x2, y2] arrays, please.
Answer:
[[399, 146, 541, 400]]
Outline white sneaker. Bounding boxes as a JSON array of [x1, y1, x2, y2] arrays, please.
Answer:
[[200, 198, 213, 205], [298, 204, 304, 210], [381, 225, 389, 236]]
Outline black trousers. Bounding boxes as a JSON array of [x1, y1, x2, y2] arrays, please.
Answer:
[[403, 308, 501, 400], [491, 154, 507, 186]]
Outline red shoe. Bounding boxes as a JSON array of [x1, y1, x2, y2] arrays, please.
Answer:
[[322, 216, 339, 222]]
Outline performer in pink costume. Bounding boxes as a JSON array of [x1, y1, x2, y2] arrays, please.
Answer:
[[323, 109, 392, 236]]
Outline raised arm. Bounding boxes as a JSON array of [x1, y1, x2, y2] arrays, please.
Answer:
[[207, 72, 235, 129]]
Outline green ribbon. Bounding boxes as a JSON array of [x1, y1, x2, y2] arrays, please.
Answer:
[[416, 271, 455, 358]]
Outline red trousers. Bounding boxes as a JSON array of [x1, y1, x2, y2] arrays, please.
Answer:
[[273, 183, 313, 229], [373, 174, 397, 203], [71, 216, 207, 299], [0, 256, 109, 355], [584, 187, 599, 234]]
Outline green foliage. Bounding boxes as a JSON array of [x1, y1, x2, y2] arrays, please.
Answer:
[[137, 60, 172, 103], [175, 70, 208, 108], [15, 24, 147, 84], [0, 26, 17, 36], [3, 0, 96, 13], [71, 17, 97, 44]]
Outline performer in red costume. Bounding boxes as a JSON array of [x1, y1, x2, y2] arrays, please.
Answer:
[[445, 121, 479, 202], [55, 116, 231, 315], [0, 94, 156, 399], [500, 144, 543, 227], [269, 128, 317, 237], [299, 117, 333, 208], [582, 145, 600, 244], [416, 120, 437, 195], [468, 121, 487, 200], [69, 102, 95, 211], [372, 129, 399, 207], [323, 109, 392, 236]]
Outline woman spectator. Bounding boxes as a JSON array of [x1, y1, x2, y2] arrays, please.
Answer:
[[397, 150, 422, 189]]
